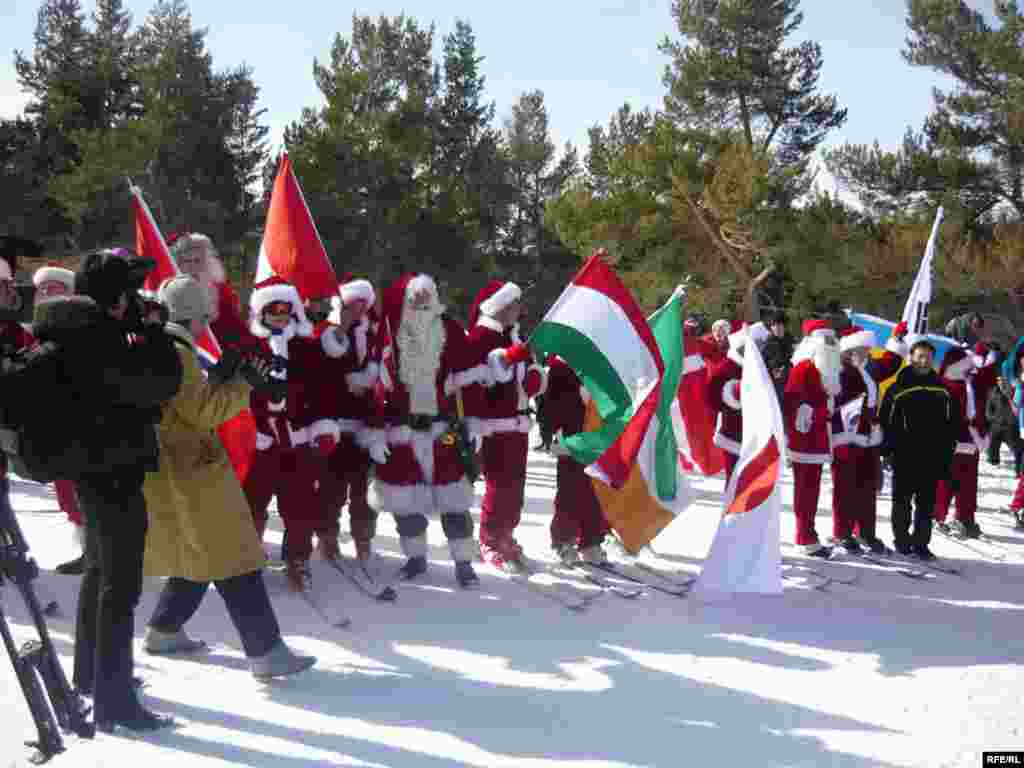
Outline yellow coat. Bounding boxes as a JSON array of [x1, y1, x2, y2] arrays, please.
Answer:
[[143, 325, 266, 582]]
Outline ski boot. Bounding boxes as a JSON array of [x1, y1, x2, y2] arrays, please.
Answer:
[[143, 627, 208, 656], [454, 561, 479, 588]]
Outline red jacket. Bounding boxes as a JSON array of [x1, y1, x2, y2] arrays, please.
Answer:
[[538, 357, 587, 438], [830, 350, 903, 455], [784, 360, 833, 465], [210, 281, 259, 352], [464, 317, 546, 438], [707, 355, 742, 456], [943, 362, 999, 456]]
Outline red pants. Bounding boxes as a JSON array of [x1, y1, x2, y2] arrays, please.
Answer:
[[1011, 473, 1024, 511], [55, 480, 83, 526], [831, 447, 880, 541], [318, 436, 376, 544], [723, 452, 738, 487], [550, 456, 609, 549], [792, 463, 824, 546], [479, 431, 529, 547], [934, 453, 979, 525], [242, 447, 323, 562]]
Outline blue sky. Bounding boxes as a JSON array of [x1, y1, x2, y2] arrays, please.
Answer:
[[0, 0, 994, 164]]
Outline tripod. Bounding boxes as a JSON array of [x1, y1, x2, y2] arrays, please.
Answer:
[[0, 477, 93, 763]]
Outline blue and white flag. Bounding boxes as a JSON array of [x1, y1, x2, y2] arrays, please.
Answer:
[[901, 207, 944, 335]]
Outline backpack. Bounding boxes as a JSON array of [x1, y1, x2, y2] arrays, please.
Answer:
[[0, 341, 104, 483]]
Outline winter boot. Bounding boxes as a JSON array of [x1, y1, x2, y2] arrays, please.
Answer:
[[894, 542, 914, 557], [806, 545, 831, 559], [579, 544, 608, 565], [1016, 511, 1024, 530], [143, 627, 208, 656], [936, 520, 952, 536], [96, 687, 174, 734], [912, 545, 937, 561], [317, 534, 341, 562], [286, 560, 311, 592], [947, 520, 969, 539], [553, 542, 578, 567], [250, 640, 316, 681], [837, 536, 862, 556], [454, 561, 479, 588], [964, 521, 983, 539], [398, 555, 428, 581], [57, 524, 87, 575], [857, 536, 888, 555]]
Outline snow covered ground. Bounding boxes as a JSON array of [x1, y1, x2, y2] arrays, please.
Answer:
[[3, 447, 1023, 768]]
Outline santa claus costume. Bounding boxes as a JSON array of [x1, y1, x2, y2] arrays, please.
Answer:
[[829, 324, 907, 554], [464, 280, 547, 570], [30, 264, 88, 572], [537, 356, 610, 563], [784, 319, 841, 556], [364, 273, 492, 587], [168, 233, 258, 351], [707, 322, 770, 485], [313, 277, 380, 561], [241, 276, 345, 591], [933, 344, 999, 538]]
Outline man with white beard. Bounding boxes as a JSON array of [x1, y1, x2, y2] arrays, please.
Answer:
[[784, 319, 842, 557], [365, 273, 491, 588]]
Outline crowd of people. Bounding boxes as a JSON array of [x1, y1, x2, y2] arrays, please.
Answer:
[[2, 232, 1023, 735]]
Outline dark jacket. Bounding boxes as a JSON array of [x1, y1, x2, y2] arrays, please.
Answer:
[[986, 382, 1017, 431], [32, 296, 183, 475], [879, 364, 959, 476]]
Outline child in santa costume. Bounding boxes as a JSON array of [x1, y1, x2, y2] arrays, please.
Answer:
[[829, 323, 907, 555], [31, 264, 88, 574], [707, 321, 771, 485], [313, 276, 381, 562], [933, 343, 999, 539], [242, 275, 348, 591], [537, 356, 610, 564], [784, 319, 841, 557], [464, 280, 547, 570], [363, 273, 491, 588]]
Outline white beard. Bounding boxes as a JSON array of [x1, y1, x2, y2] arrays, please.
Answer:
[[396, 308, 445, 415], [815, 343, 842, 396], [198, 275, 220, 323]]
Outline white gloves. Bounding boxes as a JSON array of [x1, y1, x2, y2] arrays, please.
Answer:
[[368, 442, 391, 465], [550, 441, 570, 457], [795, 404, 814, 434]]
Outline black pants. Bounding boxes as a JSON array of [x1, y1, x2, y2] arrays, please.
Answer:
[[988, 426, 1024, 474], [148, 571, 280, 658], [890, 463, 939, 551], [72, 470, 147, 722]]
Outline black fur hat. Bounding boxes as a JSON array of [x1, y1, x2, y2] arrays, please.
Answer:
[[75, 248, 155, 309]]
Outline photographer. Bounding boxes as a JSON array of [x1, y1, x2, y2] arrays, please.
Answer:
[[61, 248, 183, 733]]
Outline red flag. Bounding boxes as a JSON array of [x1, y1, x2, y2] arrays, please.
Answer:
[[255, 153, 337, 300], [130, 183, 256, 479], [676, 336, 725, 476]]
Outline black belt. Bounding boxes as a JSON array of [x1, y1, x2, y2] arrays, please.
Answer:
[[407, 413, 450, 431]]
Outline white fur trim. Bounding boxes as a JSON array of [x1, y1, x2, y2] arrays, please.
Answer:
[[487, 349, 515, 384], [682, 354, 705, 375], [335, 418, 363, 435], [321, 326, 350, 358], [445, 364, 494, 394], [405, 274, 439, 303], [477, 315, 505, 333], [32, 266, 75, 288], [722, 379, 741, 410], [0, 258, 11, 280], [955, 441, 979, 455], [346, 362, 379, 393], [353, 317, 368, 363], [840, 330, 876, 353], [310, 419, 341, 443], [810, 328, 835, 340], [726, 348, 744, 366], [748, 321, 771, 345], [478, 282, 522, 317], [885, 336, 908, 357], [262, 420, 310, 447], [943, 355, 974, 381], [256, 432, 275, 451], [795, 403, 815, 434], [788, 449, 831, 464], [356, 427, 388, 453], [465, 415, 532, 438], [713, 432, 741, 455], [370, 479, 473, 516], [339, 279, 375, 306], [249, 282, 314, 338]]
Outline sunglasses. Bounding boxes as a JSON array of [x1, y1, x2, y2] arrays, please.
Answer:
[[263, 302, 292, 317]]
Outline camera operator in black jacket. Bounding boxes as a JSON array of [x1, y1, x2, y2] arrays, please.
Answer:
[[878, 339, 960, 560], [63, 248, 183, 733]]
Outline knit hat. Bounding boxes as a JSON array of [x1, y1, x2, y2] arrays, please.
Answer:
[[158, 275, 208, 324], [469, 280, 521, 328], [802, 319, 832, 338], [939, 345, 974, 381], [839, 325, 876, 354], [249, 275, 313, 339], [32, 264, 76, 291]]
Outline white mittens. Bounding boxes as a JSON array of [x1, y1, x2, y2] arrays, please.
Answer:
[[795, 403, 814, 434], [369, 442, 391, 464]]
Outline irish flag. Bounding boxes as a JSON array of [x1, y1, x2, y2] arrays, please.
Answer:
[[530, 251, 694, 553], [696, 326, 784, 595]]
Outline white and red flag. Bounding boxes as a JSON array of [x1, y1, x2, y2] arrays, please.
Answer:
[[696, 327, 784, 594]]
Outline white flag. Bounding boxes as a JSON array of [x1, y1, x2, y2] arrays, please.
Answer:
[[901, 206, 944, 334], [695, 331, 784, 595]]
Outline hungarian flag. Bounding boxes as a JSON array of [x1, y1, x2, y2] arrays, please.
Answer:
[[674, 337, 725, 476], [129, 183, 257, 480], [530, 252, 694, 553], [255, 152, 337, 299], [695, 327, 783, 595]]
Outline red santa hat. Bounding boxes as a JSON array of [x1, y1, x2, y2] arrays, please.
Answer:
[[839, 325, 876, 354], [939, 345, 975, 381], [802, 319, 833, 339], [379, 272, 442, 340], [249, 275, 313, 339], [329, 274, 376, 323], [32, 263, 76, 291], [469, 280, 522, 328]]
